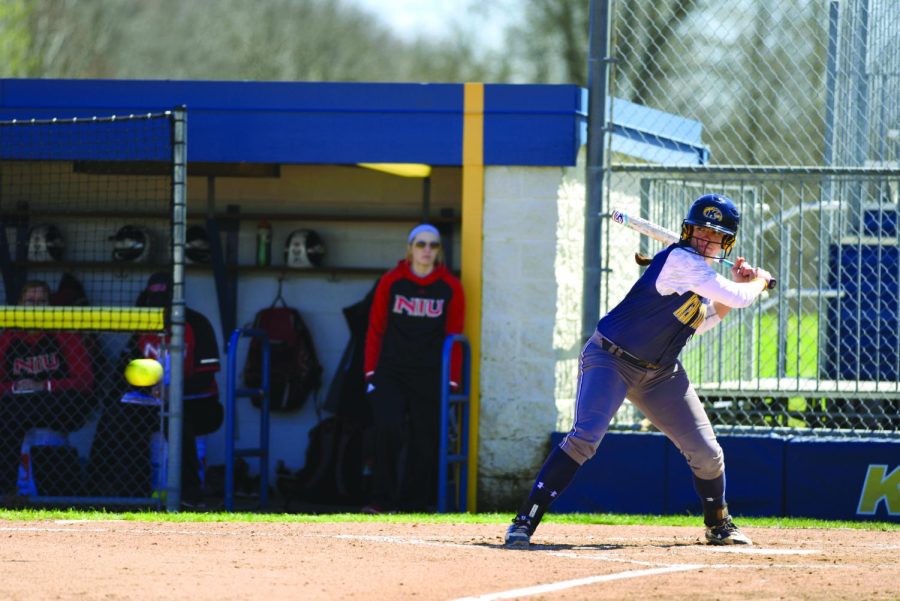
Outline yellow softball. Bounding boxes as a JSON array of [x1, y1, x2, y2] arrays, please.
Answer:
[[124, 358, 164, 387]]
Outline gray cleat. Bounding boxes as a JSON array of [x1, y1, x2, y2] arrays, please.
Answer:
[[504, 521, 532, 547], [705, 515, 753, 545]]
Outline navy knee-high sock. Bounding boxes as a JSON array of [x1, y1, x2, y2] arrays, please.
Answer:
[[514, 446, 580, 532], [693, 473, 728, 526]]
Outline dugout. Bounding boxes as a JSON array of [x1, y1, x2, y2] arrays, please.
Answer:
[[0, 78, 709, 510]]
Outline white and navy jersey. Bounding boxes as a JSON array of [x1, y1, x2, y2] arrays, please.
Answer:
[[597, 244, 713, 367], [598, 243, 765, 367]]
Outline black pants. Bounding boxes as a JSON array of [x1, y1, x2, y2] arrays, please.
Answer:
[[0, 391, 94, 492], [88, 395, 223, 498], [368, 368, 441, 511]]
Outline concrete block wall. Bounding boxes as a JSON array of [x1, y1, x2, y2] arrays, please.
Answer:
[[477, 155, 586, 510]]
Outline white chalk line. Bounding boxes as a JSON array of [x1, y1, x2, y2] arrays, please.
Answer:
[[323, 534, 831, 572], [548, 548, 819, 564], [449, 555, 852, 601], [0, 523, 849, 599], [0, 524, 272, 537], [448, 564, 707, 601], [327, 533, 820, 557], [0, 525, 827, 566], [549, 552, 831, 572], [0, 525, 826, 558], [694, 546, 820, 555], [449, 551, 829, 601], [0, 526, 112, 533], [328, 533, 476, 550], [322, 533, 839, 600]]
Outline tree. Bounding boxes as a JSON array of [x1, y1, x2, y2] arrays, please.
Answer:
[[1, 0, 508, 83], [499, 0, 589, 85], [0, 0, 834, 167], [499, 0, 830, 166], [0, 0, 37, 76]]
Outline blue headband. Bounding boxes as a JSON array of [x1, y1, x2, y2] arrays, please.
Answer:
[[408, 224, 440, 244]]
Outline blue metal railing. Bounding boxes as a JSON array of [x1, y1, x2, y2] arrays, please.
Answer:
[[224, 327, 270, 511], [437, 334, 471, 513]]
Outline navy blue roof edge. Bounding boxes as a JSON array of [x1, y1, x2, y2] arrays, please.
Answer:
[[0, 79, 696, 166]]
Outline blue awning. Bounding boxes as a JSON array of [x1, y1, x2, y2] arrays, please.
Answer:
[[0, 79, 706, 167]]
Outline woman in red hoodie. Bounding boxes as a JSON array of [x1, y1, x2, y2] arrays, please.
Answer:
[[364, 224, 465, 512]]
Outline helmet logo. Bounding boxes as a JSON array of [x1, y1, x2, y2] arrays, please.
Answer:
[[702, 207, 723, 222]]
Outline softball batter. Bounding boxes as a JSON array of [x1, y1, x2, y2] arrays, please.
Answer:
[[505, 194, 774, 547]]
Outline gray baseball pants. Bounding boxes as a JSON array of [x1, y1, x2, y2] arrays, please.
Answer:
[[560, 333, 724, 480]]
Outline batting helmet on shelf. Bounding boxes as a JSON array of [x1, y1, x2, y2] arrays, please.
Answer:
[[27, 224, 65, 262], [185, 225, 211, 264], [110, 225, 152, 263], [284, 229, 325, 268], [681, 194, 741, 256]]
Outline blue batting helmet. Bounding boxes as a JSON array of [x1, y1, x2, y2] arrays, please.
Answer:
[[681, 194, 740, 256]]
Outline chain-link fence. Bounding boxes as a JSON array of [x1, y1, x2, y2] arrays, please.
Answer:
[[0, 112, 189, 506], [607, 0, 899, 168], [602, 0, 900, 437]]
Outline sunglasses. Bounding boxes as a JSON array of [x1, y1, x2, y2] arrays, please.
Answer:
[[413, 240, 441, 249]]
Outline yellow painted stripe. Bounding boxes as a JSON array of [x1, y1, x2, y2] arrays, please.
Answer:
[[462, 82, 484, 512], [0, 306, 165, 332]]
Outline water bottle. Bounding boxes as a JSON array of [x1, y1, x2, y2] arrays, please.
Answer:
[[256, 219, 272, 266]]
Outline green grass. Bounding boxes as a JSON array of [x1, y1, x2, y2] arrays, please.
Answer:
[[757, 312, 819, 378], [682, 312, 820, 385], [1, 508, 896, 532]]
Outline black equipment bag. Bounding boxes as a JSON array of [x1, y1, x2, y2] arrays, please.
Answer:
[[276, 416, 367, 506], [244, 295, 323, 412]]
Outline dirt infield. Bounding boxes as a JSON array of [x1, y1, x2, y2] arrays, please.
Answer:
[[0, 519, 895, 600]]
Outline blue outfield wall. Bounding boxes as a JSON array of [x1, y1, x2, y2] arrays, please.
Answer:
[[785, 437, 900, 520], [548, 432, 899, 522]]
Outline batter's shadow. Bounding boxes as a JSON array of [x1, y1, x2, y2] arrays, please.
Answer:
[[482, 540, 699, 551]]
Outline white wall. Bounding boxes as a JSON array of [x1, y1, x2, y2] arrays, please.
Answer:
[[188, 272, 376, 483]]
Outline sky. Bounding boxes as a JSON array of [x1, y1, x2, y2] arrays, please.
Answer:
[[349, 0, 512, 51]]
